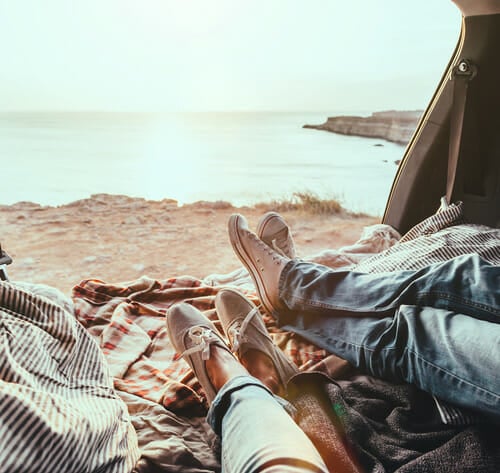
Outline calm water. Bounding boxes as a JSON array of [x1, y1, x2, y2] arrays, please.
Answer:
[[0, 112, 405, 215]]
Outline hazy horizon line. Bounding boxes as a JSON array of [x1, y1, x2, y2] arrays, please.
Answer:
[[0, 108, 423, 115]]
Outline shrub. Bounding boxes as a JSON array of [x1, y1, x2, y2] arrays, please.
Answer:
[[256, 191, 347, 215]]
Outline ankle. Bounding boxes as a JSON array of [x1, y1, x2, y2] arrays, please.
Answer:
[[206, 345, 249, 392], [240, 349, 285, 396]]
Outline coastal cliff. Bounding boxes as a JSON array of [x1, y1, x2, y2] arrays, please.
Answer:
[[304, 110, 422, 145]]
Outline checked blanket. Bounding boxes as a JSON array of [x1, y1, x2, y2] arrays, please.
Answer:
[[71, 276, 330, 472], [72, 276, 328, 414]]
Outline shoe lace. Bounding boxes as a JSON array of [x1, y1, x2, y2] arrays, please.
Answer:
[[251, 234, 284, 265], [229, 305, 271, 353], [181, 326, 215, 361]]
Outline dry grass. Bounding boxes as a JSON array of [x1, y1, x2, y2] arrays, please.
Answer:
[[256, 191, 361, 216]]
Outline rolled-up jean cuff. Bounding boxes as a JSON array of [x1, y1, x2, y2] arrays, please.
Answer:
[[275, 259, 297, 315], [273, 259, 304, 323], [207, 375, 274, 436]]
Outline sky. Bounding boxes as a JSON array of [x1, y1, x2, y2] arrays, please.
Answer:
[[0, 0, 461, 112]]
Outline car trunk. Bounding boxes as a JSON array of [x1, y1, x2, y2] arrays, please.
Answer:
[[383, 0, 500, 234]]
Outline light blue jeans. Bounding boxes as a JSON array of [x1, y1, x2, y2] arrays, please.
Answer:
[[207, 376, 328, 473], [277, 254, 500, 419]]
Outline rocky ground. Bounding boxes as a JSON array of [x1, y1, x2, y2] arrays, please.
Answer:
[[0, 194, 378, 295]]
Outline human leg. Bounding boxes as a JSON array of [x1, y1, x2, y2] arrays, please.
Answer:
[[215, 288, 368, 472], [166, 303, 327, 473], [285, 306, 500, 420], [227, 213, 500, 418], [228, 214, 499, 322], [208, 376, 328, 473], [280, 255, 500, 418], [277, 252, 500, 418], [279, 253, 499, 323]]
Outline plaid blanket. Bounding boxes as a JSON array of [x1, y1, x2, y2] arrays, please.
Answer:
[[71, 276, 334, 472], [72, 276, 329, 414]]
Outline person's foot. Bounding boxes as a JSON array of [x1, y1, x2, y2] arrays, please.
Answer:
[[256, 212, 297, 259], [215, 288, 298, 395], [240, 349, 284, 397], [166, 303, 248, 403], [228, 213, 289, 315]]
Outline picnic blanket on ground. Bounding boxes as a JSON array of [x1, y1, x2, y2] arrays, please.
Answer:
[[0, 281, 139, 473]]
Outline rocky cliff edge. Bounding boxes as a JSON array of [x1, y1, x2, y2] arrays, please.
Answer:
[[304, 110, 423, 145]]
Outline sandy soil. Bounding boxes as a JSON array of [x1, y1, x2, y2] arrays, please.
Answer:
[[0, 194, 379, 295]]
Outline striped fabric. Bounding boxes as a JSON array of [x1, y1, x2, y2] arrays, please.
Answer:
[[354, 202, 500, 273], [0, 281, 139, 472]]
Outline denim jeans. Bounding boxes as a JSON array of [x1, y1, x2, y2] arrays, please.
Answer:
[[207, 376, 328, 473], [278, 254, 500, 420]]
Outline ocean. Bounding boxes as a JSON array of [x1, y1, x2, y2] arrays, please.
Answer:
[[0, 112, 405, 216]]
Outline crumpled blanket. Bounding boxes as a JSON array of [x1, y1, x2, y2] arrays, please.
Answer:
[[71, 275, 330, 472], [70, 201, 500, 472], [0, 280, 139, 473], [334, 375, 500, 473], [293, 370, 500, 473], [122, 391, 220, 473]]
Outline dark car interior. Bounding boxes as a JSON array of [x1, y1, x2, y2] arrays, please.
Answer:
[[383, 0, 500, 233]]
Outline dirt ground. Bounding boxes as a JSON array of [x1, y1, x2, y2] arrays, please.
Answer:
[[0, 194, 379, 295]]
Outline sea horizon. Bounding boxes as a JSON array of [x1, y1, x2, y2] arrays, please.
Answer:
[[0, 110, 405, 215]]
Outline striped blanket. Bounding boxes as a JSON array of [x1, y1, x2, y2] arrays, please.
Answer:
[[0, 281, 139, 473]]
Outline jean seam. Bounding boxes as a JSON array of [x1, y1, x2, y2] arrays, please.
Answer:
[[406, 347, 500, 400], [281, 289, 498, 317], [420, 290, 498, 315], [281, 290, 374, 313], [320, 333, 378, 353]]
